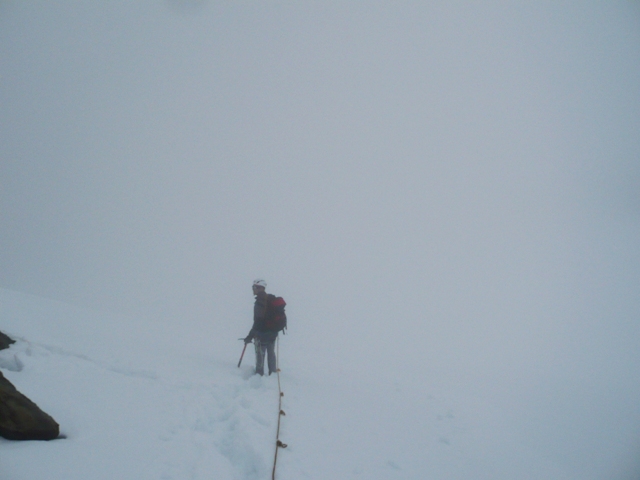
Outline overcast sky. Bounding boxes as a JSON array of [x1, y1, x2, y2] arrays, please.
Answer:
[[1, 2, 640, 476]]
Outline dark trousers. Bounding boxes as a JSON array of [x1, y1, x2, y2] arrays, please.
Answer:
[[254, 338, 276, 375]]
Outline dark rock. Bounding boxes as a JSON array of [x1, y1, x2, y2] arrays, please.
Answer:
[[0, 371, 60, 440], [0, 331, 15, 351]]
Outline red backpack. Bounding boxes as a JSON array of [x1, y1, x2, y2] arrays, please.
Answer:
[[264, 294, 287, 333]]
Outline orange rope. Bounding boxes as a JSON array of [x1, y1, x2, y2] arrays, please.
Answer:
[[272, 336, 287, 480]]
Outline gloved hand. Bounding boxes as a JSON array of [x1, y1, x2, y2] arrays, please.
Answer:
[[244, 336, 252, 344]]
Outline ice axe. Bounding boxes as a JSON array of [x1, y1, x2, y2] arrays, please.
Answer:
[[237, 338, 250, 368]]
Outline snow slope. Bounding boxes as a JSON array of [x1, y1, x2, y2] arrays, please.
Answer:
[[0, 287, 633, 479]]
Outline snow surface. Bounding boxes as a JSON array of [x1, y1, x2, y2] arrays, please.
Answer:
[[0, 287, 633, 479]]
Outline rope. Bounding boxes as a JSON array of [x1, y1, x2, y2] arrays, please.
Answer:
[[271, 336, 287, 480]]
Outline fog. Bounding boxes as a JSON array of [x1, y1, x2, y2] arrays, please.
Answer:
[[1, 2, 640, 477]]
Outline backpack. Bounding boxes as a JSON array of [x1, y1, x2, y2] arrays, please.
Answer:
[[264, 294, 287, 333]]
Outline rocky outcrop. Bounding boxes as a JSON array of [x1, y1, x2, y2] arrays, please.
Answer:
[[0, 365, 60, 441], [0, 331, 15, 351]]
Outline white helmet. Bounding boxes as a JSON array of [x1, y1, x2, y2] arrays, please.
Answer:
[[252, 278, 267, 288]]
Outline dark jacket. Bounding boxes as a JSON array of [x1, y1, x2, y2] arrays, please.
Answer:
[[246, 291, 278, 343]]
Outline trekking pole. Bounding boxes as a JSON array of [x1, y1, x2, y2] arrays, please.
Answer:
[[238, 340, 248, 368]]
